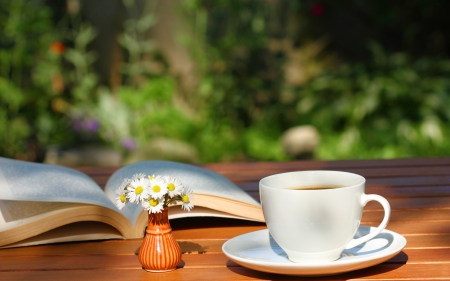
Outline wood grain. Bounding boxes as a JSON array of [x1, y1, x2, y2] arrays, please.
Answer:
[[1, 264, 450, 281]]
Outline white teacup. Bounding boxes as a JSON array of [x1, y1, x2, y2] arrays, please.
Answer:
[[259, 170, 390, 263]]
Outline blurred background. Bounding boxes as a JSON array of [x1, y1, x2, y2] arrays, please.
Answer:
[[1, 0, 450, 166]]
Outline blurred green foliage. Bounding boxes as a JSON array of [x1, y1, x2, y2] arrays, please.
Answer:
[[179, 0, 450, 161], [183, 1, 292, 127], [0, 0, 71, 160], [298, 44, 450, 159], [1, 0, 450, 163], [117, 78, 198, 145]]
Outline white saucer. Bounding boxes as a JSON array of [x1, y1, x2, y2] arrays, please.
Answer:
[[222, 226, 406, 276]]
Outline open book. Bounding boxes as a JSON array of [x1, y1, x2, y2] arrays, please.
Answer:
[[0, 157, 263, 248]]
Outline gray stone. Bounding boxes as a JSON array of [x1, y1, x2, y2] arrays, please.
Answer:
[[281, 125, 320, 159]]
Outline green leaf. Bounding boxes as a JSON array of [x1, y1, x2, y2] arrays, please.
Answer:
[[136, 14, 157, 33]]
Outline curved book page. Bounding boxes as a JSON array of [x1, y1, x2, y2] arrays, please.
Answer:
[[0, 157, 116, 211], [104, 160, 262, 226]]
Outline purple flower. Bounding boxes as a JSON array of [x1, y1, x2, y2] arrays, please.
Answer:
[[84, 119, 99, 132], [121, 137, 137, 151], [72, 117, 100, 134]]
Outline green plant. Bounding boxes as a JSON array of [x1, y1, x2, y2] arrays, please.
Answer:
[[118, 78, 198, 148], [0, 0, 70, 160], [177, 1, 312, 162], [178, 0, 450, 162], [297, 44, 450, 159], [4, 0, 450, 164], [119, 0, 159, 86], [181, 1, 303, 129], [65, 1, 202, 158]]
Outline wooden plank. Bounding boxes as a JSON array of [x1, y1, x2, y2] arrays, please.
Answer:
[[179, 220, 450, 239], [0, 207, 448, 258], [3, 219, 447, 258], [244, 186, 450, 202], [0, 240, 142, 257], [1, 248, 449, 272], [392, 248, 450, 263], [363, 197, 450, 210], [212, 167, 450, 182], [377, 221, 450, 236], [83, 158, 450, 187], [173, 221, 450, 239], [224, 263, 450, 280], [202, 157, 450, 172], [239, 180, 450, 192], [404, 234, 450, 249], [367, 176, 450, 187], [210, 166, 450, 183], [1, 232, 449, 258], [77, 158, 450, 178], [242, 182, 450, 208], [361, 209, 450, 223], [1, 263, 450, 281], [365, 185, 450, 198], [0, 255, 142, 271]]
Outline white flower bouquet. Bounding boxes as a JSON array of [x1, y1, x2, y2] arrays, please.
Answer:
[[115, 173, 194, 213]]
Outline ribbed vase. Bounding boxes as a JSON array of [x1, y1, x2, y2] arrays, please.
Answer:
[[138, 207, 182, 272]]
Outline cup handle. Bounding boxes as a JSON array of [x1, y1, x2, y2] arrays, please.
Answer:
[[346, 194, 391, 249]]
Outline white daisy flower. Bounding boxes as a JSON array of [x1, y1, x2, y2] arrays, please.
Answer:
[[164, 175, 184, 198], [114, 179, 129, 210], [180, 186, 194, 211], [115, 172, 194, 214], [127, 176, 149, 203], [148, 175, 168, 199], [132, 173, 146, 181], [143, 197, 164, 213]]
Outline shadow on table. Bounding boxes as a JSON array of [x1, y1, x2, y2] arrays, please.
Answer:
[[134, 241, 209, 255], [178, 241, 209, 254], [225, 259, 408, 280], [170, 216, 265, 230]]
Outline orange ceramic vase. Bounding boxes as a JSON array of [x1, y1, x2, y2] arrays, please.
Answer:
[[138, 207, 182, 272]]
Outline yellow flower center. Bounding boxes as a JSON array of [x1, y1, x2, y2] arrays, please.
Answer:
[[135, 186, 143, 195], [167, 183, 175, 192], [148, 175, 156, 180], [152, 185, 161, 193], [182, 195, 189, 203], [149, 198, 159, 207], [120, 194, 126, 203]]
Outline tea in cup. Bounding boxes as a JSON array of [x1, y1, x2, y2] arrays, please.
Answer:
[[259, 170, 390, 263]]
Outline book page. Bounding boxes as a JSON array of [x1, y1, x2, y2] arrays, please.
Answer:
[[0, 200, 84, 233], [0, 157, 117, 211], [104, 160, 261, 225], [0, 200, 69, 225], [1, 221, 124, 248], [0, 200, 135, 246], [168, 206, 261, 221]]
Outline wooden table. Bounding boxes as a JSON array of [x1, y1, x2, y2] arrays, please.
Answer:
[[1, 157, 450, 280]]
